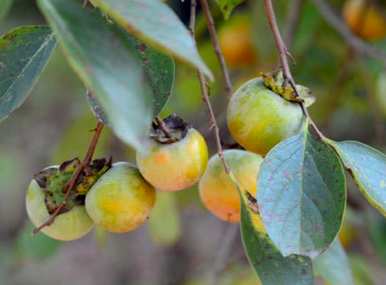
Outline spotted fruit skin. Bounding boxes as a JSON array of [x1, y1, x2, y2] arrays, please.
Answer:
[[199, 150, 263, 223], [26, 179, 93, 241], [227, 78, 304, 156], [85, 162, 155, 233], [343, 0, 386, 41], [136, 128, 208, 192]]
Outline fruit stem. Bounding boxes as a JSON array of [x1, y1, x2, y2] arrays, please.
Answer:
[[199, 0, 233, 97], [154, 116, 174, 140], [33, 119, 104, 234], [263, 0, 325, 140]]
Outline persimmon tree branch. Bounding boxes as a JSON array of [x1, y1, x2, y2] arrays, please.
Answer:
[[189, 0, 229, 173], [190, 0, 259, 214], [190, 6, 241, 282], [263, 0, 324, 139], [33, 117, 104, 234], [310, 0, 386, 67], [199, 0, 233, 97]]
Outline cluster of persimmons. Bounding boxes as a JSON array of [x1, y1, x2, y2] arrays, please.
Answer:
[[25, 0, 386, 242]]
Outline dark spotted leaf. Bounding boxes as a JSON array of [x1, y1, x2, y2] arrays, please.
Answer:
[[240, 193, 313, 285], [0, 26, 55, 122]]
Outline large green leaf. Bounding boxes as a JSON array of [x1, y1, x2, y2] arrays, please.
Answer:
[[215, 0, 245, 19], [330, 141, 386, 217], [0, 26, 55, 122], [314, 240, 354, 285], [0, 0, 13, 20], [89, 0, 212, 80], [257, 127, 346, 258], [86, 36, 175, 123], [38, 0, 154, 151], [240, 195, 313, 285]]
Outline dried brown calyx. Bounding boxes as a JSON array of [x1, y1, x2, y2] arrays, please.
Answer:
[[262, 71, 315, 107], [150, 114, 191, 144], [34, 157, 112, 215]]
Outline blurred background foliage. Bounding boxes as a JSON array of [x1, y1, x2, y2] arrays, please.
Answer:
[[0, 0, 386, 284]]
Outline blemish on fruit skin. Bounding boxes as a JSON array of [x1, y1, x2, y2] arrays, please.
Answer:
[[154, 151, 169, 164], [137, 128, 208, 192]]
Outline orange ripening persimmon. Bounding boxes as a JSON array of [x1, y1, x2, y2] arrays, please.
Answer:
[[343, 0, 386, 40], [199, 149, 263, 223], [219, 17, 257, 68], [136, 115, 208, 192]]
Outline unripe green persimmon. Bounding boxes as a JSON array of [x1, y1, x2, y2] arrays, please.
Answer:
[[199, 149, 263, 223], [26, 177, 94, 241], [85, 162, 155, 233], [227, 77, 304, 155], [136, 128, 208, 192]]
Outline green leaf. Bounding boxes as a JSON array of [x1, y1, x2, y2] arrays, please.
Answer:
[[257, 127, 346, 258], [37, 0, 154, 151], [330, 141, 386, 217], [240, 195, 313, 285], [0, 0, 13, 20], [0, 26, 56, 122], [215, 0, 245, 19], [314, 240, 354, 285], [148, 192, 181, 246], [124, 36, 175, 116], [86, 35, 175, 124], [89, 0, 212, 80]]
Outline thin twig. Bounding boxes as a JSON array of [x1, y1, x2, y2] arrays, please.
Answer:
[[190, 0, 229, 172], [33, 120, 104, 234], [263, 0, 324, 140], [199, 0, 233, 97], [198, 71, 230, 173], [310, 0, 386, 67], [189, 5, 258, 282], [284, 0, 304, 48]]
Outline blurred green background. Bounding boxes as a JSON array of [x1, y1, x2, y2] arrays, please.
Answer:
[[1, 0, 386, 284]]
